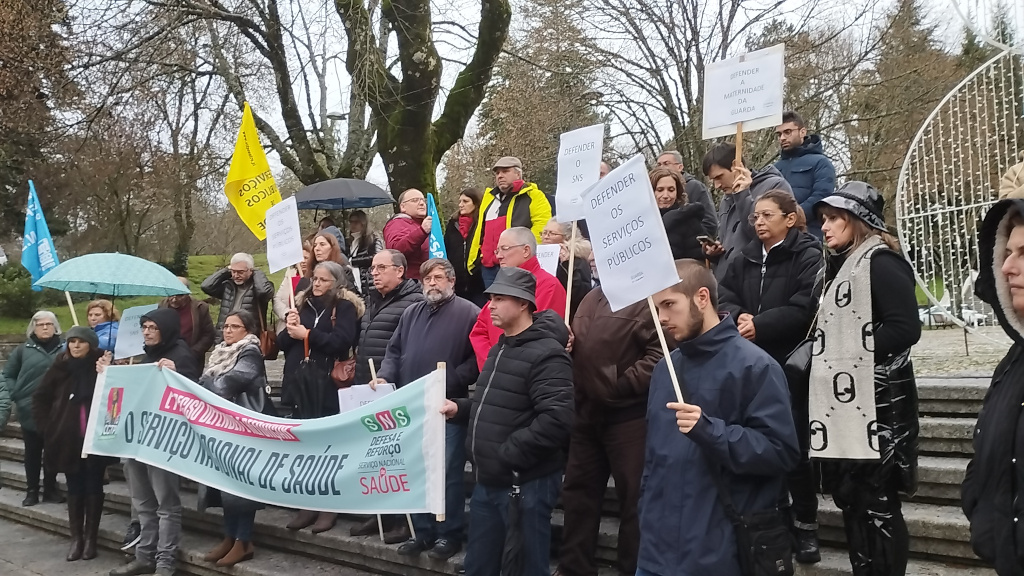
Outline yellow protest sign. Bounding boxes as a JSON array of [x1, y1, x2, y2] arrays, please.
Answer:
[[224, 102, 282, 240]]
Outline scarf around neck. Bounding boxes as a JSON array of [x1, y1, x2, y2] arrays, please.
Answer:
[[808, 234, 885, 460], [203, 333, 261, 380]]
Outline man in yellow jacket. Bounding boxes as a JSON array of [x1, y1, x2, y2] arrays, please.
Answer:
[[467, 156, 553, 287]]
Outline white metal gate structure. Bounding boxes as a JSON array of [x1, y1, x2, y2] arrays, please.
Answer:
[[895, 50, 1024, 329]]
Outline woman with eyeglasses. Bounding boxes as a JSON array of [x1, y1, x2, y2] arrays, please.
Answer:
[[278, 261, 365, 534], [649, 168, 708, 262], [541, 218, 593, 320], [197, 310, 273, 567], [717, 189, 825, 563], [2, 311, 65, 507]]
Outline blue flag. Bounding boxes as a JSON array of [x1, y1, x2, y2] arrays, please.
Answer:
[[22, 181, 60, 291], [426, 194, 447, 259]]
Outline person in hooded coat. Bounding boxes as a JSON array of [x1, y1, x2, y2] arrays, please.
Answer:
[[277, 261, 364, 534], [109, 307, 200, 576], [963, 198, 1024, 575], [810, 182, 920, 576], [33, 326, 115, 563], [718, 189, 824, 563]]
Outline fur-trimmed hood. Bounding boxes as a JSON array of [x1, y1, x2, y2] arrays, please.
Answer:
[[295, 284, 366, 319], [977, 198, 1024, 346]]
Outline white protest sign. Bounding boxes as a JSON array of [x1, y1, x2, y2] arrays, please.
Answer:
[[536, 244, 560, 277], [582, 154, 680, 311], [555, 124, 604, 222], [338, 383, 396, 413], [702, 44, 785, 139], [265, 196, 304, 273], [113, 304, 158, 360]]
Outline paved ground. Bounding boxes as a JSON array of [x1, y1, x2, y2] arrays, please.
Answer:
[[911, 325, 1012, 376], [0, 514, 125, 576]]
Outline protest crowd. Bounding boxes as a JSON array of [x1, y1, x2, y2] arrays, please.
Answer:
[[3, 105, 1024, 576]]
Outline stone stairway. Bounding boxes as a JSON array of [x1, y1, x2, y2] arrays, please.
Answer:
[[0, 375, 997, 575]]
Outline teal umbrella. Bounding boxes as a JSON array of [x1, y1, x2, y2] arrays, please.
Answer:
[[33, 253, 189, 297]]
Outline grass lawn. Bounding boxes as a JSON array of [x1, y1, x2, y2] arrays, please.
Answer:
[[0, 254, 286, 337]]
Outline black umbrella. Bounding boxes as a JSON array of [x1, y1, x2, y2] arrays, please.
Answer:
[[501, 472, 525, 576], [294, 178, 394, 210]]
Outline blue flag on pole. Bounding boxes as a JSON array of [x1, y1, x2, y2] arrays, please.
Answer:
[[22, 180, 60, 291], [426, 194, 447, 259]]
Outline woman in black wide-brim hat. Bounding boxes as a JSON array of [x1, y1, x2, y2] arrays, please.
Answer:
[[808, 181, 921, 576]]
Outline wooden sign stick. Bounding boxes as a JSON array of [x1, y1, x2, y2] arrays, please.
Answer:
[[563, 221, 578, 325]]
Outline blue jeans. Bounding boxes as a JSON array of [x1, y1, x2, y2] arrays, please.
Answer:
[[224, 509, 256, 541], [481, 265, 499, 288], [463, 469, 562, 576], [412, 422, 467, 542]]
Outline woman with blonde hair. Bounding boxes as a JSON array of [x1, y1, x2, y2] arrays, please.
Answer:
[[541, 218, 593, 320], [810, 182, 919, 575], [86, 299, 120, 352]]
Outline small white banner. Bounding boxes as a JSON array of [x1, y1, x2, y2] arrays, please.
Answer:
[[702, 44, 785, 139], [113, 304, 159, 360], [582, 155, 680, 311], [338, 383, 397, 414], [265, 196, 304, 273], [555, 124, 605, 222], [536, 244, 561, 277]]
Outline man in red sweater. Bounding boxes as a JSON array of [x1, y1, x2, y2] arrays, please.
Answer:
[[469, 226, 566, 369], [383, 188, 431, 280]]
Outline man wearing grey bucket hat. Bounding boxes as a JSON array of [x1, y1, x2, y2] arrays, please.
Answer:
[[441, 266, 574, 576]]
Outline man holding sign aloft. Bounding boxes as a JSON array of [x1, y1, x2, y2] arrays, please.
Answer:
[[637, 260, 799, 576]]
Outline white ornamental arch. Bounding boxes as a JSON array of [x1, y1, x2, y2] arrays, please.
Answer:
[[895, 50, 1024, 330]]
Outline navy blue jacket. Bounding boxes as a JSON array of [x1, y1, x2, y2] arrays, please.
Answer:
[[636, 316, 799, 576], [775, 134, 836, 238], [377, 294, 480, 398]]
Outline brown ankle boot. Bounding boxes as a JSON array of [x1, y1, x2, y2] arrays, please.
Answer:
[[215, 540, 254, 567], [65, 496, 84, 562], [285, 509, 318, 531], [81, 494, 104, 560], [203, 537, 235, 562], [310, 512, 337, 534]]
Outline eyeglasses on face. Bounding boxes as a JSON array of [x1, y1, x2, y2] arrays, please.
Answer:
[[370, 264, 398, 273], [747, 211, 788, 225], [541, 230, 564, 238], [401, 197, 426, 205], [494, 244, 526, 255], [222, 324, 246, 331], [229, 268, 250, 275], [35, 322, 54, 328]]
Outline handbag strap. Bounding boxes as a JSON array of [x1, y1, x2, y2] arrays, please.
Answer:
[[303, 334, 310, 360], [674, 366, 746, 526]]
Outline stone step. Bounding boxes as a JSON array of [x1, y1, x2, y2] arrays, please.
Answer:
[[921, 417, 976, 456], [0, 465, 462, 576], [794, 548, 993, 575], [0, 483, 374, 576], [917, 379, 989, 416]]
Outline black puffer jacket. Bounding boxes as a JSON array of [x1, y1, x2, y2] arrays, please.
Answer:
[[661, 202, 707, 261], [354, 279, 424, 384], [963, 198, 1024, 574], [453, 310, 574, 488], [718, 228, 823, 364]]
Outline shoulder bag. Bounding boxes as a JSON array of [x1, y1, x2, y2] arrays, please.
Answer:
[[258, 307, 279, 361], [677, 371, 794, 576], [329, 307, 356, 389]]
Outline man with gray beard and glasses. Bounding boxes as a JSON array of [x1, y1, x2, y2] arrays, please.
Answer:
[[371, 257, 480, 559]]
